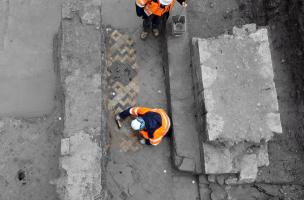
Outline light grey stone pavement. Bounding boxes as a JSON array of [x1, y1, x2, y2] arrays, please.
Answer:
[[0, 0, 61, 117]]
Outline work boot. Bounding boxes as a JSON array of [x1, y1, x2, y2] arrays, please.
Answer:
[[140, 31, 149, 40], [152, 29, 159, 37]]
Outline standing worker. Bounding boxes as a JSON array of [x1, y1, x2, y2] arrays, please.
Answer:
[[116, 106, 171, 146], [135, 0, 187, 40]]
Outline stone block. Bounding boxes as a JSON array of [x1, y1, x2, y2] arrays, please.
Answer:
[[176, 156, 195, 173], [192, 24, 282, 144], [209, 184, 227, 200], [199, 176, 212, 200], [54, 3, 106, 200], [199, 175, 209, 184], [60, 17, 102, 137], [60, 138, 70, 156], [202, 142, 269, 175], [59, 132, 102, 200], [257, 142, 269, 167], [239, 154, 258, 183], [167, 28, 202, 174], [216, 175, 225, 185], [208, 174, 216, 183], [203, 143, 234, 174], [199, 186, 211, 200]]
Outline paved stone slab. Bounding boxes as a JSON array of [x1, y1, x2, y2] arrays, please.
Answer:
[[52, 1, 106, 199], [192, 24, 282, 144], [60, 9, 102, 136], [202, 142, 269, 175], [203, 143, 234, 174], [239, 154, 258, 183], [199, 175, 211, 200], [166, 28, 202, 174], [57, 132, 102, 200]]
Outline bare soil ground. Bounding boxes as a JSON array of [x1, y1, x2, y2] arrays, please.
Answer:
[[0, 106, 63, 200]]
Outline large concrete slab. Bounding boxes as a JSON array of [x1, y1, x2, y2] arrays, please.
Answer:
[[192, 24, 282, 144], [166, 30, 202, 174], [0, 0, 61, 117]]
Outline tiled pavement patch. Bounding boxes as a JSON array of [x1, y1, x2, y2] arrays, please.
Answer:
[[105, 28, 139, 114]]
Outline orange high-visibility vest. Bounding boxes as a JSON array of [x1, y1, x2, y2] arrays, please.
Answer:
[[136, 0, 177, 16], [130, 107, 171, 145]]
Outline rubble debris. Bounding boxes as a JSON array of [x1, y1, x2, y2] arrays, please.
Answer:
[[208, 175, 216, 183], [225, 176, 238, 185]]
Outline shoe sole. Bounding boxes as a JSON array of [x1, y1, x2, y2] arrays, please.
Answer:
[[140, 33, 149, 40]]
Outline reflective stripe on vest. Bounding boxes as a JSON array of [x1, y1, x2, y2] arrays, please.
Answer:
[[151, 109, 170, 133], [130, 107, 139, 116], [149, 137, 162, 145], [136, 0, 146, 7]]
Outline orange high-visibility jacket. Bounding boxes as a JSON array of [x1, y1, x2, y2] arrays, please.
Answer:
[[130, 107, 171, 145], [136, 0, 177, 16]]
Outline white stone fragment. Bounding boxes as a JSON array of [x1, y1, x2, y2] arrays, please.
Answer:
[[61, 138, 70, 156], [266, 112, 282, 134], [239, 154, 258, 183]]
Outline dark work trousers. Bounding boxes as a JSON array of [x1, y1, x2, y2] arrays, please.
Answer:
[[119, 107, 132, 119], [143, 13, 162, 32]]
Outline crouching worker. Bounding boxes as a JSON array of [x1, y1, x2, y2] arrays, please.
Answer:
[[116, 107, 171, 146], [135, 0, 187, 40]]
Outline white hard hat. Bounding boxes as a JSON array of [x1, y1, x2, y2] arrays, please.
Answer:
[[131, 117, 145, 131], [159, 0, 173, 5]]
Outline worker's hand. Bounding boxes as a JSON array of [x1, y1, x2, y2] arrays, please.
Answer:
[[182, 1, 187, 7], [139, 138, 146, 145], [115, 114, 122, 128]]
